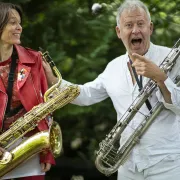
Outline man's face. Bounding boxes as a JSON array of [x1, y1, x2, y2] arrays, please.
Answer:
[[116, 7, 153, 56]]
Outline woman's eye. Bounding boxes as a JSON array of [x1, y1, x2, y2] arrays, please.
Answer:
[[9, 21, 16, 25], [8, 19, 20, 25]]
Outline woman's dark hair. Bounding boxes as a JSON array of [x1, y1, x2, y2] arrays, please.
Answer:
[[0, 2, 23, 36]]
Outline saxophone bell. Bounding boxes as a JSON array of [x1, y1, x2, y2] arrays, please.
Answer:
[[49, 121, 62, 158]]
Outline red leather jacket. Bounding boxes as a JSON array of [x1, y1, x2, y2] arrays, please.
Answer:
[[0, 44, 55, 165]]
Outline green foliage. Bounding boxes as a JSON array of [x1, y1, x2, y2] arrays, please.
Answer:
[[4, 0, 179, 163], [148, 0, 179, 46]]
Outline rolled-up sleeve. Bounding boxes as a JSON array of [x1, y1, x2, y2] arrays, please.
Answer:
[[156, 77, 180, 115]]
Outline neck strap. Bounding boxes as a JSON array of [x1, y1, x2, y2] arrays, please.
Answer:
[[5, 47, 18, 113], [129, 59, 152, 112]]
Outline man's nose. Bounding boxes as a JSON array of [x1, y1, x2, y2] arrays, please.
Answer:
[[132, 25, 140, 34]]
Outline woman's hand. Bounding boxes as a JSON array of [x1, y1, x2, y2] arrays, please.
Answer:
[[41, 162, 51, 172], [42, 60, 58, 87]]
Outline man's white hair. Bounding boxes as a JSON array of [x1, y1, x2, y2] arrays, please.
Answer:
[[116, 0, 151, 27]]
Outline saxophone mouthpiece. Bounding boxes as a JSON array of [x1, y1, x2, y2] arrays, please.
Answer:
[[39, 47, 44, 52]]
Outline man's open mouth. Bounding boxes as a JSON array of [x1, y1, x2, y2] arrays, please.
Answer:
[[131, 38, 142, 46]]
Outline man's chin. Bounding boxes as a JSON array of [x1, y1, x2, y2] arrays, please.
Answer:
[[130, 50, 142, 55]]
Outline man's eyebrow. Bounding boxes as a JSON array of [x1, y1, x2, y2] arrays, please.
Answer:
[[137, 19, 145, 21], [124, 20, 133, 24]]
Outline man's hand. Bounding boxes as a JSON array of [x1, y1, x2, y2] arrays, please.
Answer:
[[41, 162, 51, 172], [131, 53, 172, 103], [131, 53, 167, 83]]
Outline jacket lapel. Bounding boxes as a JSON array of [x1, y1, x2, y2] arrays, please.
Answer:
[[14, 45, 35, 90], [0, 78, 8, 130]]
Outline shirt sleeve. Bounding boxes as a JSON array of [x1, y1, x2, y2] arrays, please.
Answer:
[[60, 73, 109, 106], [156, 77, 180, 115]]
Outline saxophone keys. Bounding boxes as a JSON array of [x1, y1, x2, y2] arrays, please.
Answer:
[[133, 137, 140, 144]]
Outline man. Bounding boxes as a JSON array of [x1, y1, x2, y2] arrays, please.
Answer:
[[44, 0, 180, 179]]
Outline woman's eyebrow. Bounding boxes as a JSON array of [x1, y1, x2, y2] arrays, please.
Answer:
[[9, 16, 21, 22]]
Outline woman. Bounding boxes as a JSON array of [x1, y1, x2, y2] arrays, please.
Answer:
[[0, 2, 55, 180]]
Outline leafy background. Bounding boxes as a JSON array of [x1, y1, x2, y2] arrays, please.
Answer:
[[3, 0, 179, 179]]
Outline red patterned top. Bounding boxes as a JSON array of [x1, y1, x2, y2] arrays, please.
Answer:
[[0, 58, 26, 130], [0, 58, 21, 109]]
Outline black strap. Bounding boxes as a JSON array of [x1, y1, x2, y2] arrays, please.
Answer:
[[5, 48, 18, 113], [129, 59, 152, 111], [5, 104, 24, 117]]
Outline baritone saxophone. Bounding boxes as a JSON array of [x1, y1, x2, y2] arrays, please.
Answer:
[[95, 39, 180, 176], [0, 48, 80, 178]]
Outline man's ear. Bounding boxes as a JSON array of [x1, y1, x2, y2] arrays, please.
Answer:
[[150, 22, 153, 35], [115, 26, 121, 39]]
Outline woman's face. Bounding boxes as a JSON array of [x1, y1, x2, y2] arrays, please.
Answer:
[[1, 9, 22, 45]]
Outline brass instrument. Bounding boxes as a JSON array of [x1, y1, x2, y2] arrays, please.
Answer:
[[95, 39, 180, 176], [0, 49, 80, 178]]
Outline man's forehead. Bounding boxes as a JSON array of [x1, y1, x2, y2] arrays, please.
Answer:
[[120, 7, 147, 21]]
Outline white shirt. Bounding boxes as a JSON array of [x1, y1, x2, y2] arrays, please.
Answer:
[[62, 42, 180, 172]]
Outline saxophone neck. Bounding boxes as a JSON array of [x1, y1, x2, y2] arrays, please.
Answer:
[[39, 48, 62, 102]]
